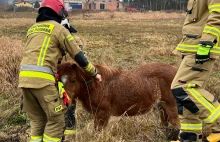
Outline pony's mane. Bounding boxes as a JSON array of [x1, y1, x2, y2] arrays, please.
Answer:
[[57, 62, 73, 74], [58, 62, 122, 83], [95, 65, 121, 81]]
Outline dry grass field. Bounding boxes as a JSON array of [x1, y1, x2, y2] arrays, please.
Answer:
[[0, 11, 219, 142]]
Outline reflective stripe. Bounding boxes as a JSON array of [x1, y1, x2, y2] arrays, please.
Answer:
[[181, 123, 202, 131], [19, 71, 55, 81], [187, 85, 215, 113], [209, 4, 220, 13], [30, 136, 43, 142], [27, 23, 55, 36], [43, 134, 61, 142], [64, 130, 76, 135], [37, 36, 51, 66], [84, 63, 93, 72], [203, 26, 220, 44], [187, 84, 220, 124], [204, 105, 220, 123], [20, 65, 54, 75], [211, 48, 220, 54], [176, 44, 220, 54], [187, 83, 197, 88], [176, 44, 199, 52], [66, 34, 74, 41]]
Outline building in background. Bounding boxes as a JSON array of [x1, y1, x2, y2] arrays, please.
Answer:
[[14, 0, 42, 8], [0, 0, 124, 11], [64, 0, 124, 11], [65, 0, 84, 10], [83, 0, 124, 11], [15, 1, 32, 8], [0, 0, 14, 5]]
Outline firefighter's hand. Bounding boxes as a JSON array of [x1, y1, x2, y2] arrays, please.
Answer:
[[195, 44, 211, 64], [95, 74, 102, 82]]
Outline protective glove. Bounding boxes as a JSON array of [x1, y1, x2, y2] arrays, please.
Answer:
[[195, 44, 212, 64], [95, 73, 102, 82]]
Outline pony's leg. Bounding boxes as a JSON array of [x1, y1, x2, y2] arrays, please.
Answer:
[[158, 101, 169, 127], [94, 109, 111, 131], [159, 99, 180, 140], [159, 80, 180, 140]]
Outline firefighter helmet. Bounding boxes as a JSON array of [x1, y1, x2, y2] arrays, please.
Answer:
[[40, 0, 68, 18]]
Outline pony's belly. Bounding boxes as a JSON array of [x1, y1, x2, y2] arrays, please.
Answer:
[[111, 104, 152, 116]]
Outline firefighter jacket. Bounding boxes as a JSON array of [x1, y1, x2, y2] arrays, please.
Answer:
[[176, 0, 220, 57], [19, 20, 97, 88]]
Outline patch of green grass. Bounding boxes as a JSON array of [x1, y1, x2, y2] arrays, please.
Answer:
[[212, 71, 220, 78], [154, 56, 177, 65], [0, 110, 29, 130]]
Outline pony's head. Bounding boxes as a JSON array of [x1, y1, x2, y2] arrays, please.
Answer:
[[57, 62, 94, 98], [57, 62, 79, 99]]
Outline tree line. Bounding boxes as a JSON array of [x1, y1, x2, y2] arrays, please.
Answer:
[[123, 0, 188, 11]]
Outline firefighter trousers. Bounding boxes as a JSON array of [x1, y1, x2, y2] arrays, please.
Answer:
[[171, 54, 220, 142], [22, 85, 66, 142]]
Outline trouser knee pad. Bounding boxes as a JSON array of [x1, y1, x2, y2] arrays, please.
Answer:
[[180, 132, 202, 142]]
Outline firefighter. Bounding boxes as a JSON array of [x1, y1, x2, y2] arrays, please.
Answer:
[[18, 0, 102, 142], [171, 0, 220, 142]]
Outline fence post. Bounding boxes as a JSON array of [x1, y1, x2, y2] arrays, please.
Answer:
[[13, 3, 16, 12]]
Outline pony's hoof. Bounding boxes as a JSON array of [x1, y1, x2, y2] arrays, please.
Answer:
[[166, 128, 180, 141]]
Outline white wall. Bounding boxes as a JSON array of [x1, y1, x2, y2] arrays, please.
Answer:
[[8, 0, 13, 5], [0, 0, 13, 5], [65, 3, 72, 11]]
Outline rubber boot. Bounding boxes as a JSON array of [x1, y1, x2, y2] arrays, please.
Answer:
[[206, 133, 220, 142]]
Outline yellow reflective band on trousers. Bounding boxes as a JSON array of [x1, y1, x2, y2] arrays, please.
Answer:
[[37, 36, 51, 66], [19, 71, 55, 81], [181, 123, 202, 131], [84, 63, 93, 72], [187, 83, 197, 88], [43, 134, 61, 142], [176, 44, 220, 54], [209, 4, 220, 13], [64, 129, 76, 135], [203, 26, 220, 44], [204, 105, 220, 123], [187, 85, 215, 113], [30, 136, 43, 142], [66, 34, 74, 41]]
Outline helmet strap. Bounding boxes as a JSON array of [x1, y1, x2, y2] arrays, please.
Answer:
[[59, 8, 68, 19]]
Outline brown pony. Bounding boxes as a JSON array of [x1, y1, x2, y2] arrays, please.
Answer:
[[57, 62, 180, 140]]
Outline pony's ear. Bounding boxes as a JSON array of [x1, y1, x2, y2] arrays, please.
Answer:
[[72, 64, 77, 70]]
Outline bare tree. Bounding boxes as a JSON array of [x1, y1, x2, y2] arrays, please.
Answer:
[[124, 0, 188, 11]]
